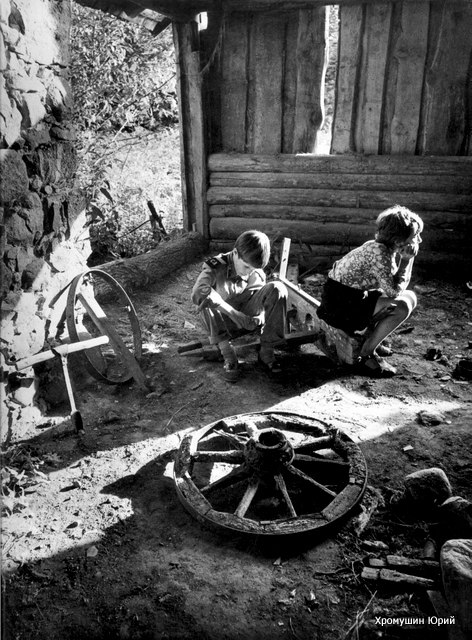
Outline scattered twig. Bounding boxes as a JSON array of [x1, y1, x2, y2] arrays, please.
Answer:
[[342, 591, 377, 640], [313, 567, 351, 577], [288, 616, 302, 640], [164, 402, 191, 431]]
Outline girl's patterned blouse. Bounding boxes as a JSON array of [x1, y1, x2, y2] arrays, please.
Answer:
[[328, 240, 409, 298]]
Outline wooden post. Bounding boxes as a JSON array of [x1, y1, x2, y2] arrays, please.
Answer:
[[173, 20, 208, 237]]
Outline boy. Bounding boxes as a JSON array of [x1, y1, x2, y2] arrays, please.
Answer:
[[317, 205, 423, 377], [192, 230, 287, 382]]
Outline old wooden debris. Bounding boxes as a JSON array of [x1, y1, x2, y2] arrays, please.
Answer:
[[361, 567, 437, 589]]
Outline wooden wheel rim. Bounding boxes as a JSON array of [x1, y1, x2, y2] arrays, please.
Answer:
[[66, 268, 142, 384], [174, 411, 367, 536]]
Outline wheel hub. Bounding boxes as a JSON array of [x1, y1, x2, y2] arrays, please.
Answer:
[[244, 428, 294, 474]]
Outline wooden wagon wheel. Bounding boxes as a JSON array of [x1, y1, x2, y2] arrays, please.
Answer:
[[66, 269, 143, 385], [174, 411, 367, 536]]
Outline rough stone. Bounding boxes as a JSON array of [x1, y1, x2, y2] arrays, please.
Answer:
[[417, 410, 443, 426], [441, 539, 472, 634], [50, 124, 76, 142], [1, 25, 20, 49], [0, 30, 7, 71], [0, 149, 29, 204], [6, 291, 45, 359], [438, 496, 472, 539], [21, 257, 45, 290], [4, 69, 45, 94], [0, 0, 11, 24], [403, 467, 453, 510], [18, 91, 46, 128], [5, 192, 44, 244]]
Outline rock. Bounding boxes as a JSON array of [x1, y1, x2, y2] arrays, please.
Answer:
[[0, 149, 29, 204], [438, 497, 472, 539], [441, 539, 472, 634], [417, 410, 444, 426], [403, 467, 452, 509], [453, 358, 472, 381]]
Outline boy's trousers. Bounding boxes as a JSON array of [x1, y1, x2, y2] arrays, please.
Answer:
[[199, 281, 287, 347]]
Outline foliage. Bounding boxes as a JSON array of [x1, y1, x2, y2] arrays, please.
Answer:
[[70, 4, 182, 262], [70, 3, 178, 134]]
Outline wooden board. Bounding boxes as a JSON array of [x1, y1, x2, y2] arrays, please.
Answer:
[[292, 7, 327, 153], [382, 1, 429, 154], [173, 22, 207, 235], [246, 12, 285, 153], [331, 4, 364, 154], [354, 2, 392, 153], [207, 186, 472, 211], [418, 2, 472, 155], [209, 171, 472, 194], [208, 153, 472, 176], [282, 14, 299, 153], [220, 14, 249, 152]]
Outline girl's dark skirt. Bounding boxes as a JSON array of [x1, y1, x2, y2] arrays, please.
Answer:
[[317, 278, 382, 334]]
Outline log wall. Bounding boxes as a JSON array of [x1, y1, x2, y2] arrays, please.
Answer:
[[332, 1, 472, 155], [207, 153, 472, 272], [202, 8, 328, 155]]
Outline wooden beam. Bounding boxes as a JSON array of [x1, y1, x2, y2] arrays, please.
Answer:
[[173, 21, 208, 236], [207, 152, 472, 175]]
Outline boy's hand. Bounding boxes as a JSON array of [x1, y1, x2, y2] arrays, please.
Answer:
[[232, 310, 262, 331]]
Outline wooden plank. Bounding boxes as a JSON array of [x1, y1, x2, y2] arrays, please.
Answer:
[[208, 205, 472, 231], [418, 2, 472, 155], [292, 7, 327, 153], [210, 216, 374, 244], [173, 21, 207, 235], [209, 217, 472, 253], [207, 186, 472, 211], [208, 152, 472, 175], [200, 10, 224, 153], [220, 14, 249, 152], [282, 14, 299, 153], [382, 1, 429, 154], [354, 2, 393, 153], [246, 12, 285, 153], [209, 171, 472, 194], [331, 4, 364, 154], [279, 237, 292, 279]]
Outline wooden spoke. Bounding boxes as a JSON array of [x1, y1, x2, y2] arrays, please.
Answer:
[[200, 465, 249, 494], [294, 434, 335, 451], [213, 429, 247, 448], [234, 478, 260, 518], [274, 473, 297, 518], [192, 450, 245, 464], [294, 454, 349, 469], [285, 464, 337, 498]]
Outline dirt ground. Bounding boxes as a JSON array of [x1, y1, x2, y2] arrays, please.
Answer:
[[2, 260, 472, 640]]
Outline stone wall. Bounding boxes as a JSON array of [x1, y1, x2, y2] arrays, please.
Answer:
[[1, 0, 90, 442]]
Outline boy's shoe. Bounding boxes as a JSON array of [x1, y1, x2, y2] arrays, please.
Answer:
[[223, 360, 240, 383], [375, 342, 393, 357], [355, 353, 396, 378], [256, 356, 283, 376]]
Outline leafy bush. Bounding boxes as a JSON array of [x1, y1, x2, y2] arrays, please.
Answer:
[[70, 4, 182, 262]]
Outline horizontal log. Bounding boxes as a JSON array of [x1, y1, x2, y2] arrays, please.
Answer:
[[207, 186, 472, 212], [210, 216, 372, 244], [209, 205, 471, 230], [209, 217, 469, 253], [209, 171, 472, 194], [208, 153, 472, 176], [99, 232, 207, 293]]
